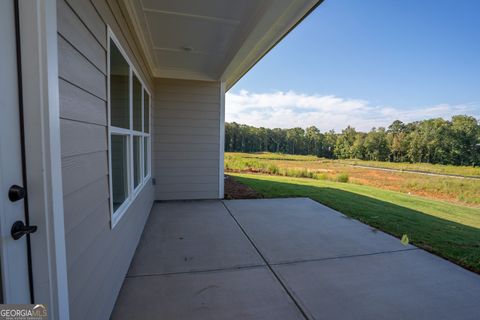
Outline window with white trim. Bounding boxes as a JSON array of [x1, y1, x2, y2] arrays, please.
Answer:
[[108, 30, 151, 227]]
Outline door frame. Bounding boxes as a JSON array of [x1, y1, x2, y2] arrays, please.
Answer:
[[16, 0, 70, 319], [0, 0, 33, 304]]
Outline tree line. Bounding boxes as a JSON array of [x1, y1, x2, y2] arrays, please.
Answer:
[[225, 115, 480, 166]]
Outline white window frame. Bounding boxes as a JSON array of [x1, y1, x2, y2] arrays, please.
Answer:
[[131, 71, 146, 195], [143, 88, 152, 179], [107, 28, 151, 228]]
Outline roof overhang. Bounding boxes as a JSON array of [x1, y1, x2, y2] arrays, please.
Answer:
[[122, 0, 321, 90]]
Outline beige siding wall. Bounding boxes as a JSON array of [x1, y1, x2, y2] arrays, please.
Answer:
[[154, 78, 222, 200], [57, 0, 154, 319]]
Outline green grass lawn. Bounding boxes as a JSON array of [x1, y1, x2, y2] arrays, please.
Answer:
[[230, 173, 480, 273]]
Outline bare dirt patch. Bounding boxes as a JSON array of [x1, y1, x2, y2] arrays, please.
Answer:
[[224, 175, 263, 199]]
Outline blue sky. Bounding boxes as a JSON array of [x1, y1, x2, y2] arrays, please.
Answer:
[[226, 0, 480, 131]]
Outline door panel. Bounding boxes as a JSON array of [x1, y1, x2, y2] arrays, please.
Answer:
[[0, 0, 31, 303]]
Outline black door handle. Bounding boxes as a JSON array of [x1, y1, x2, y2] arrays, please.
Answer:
[[8, 185, 25, 202], [11, 221, 37, 240]]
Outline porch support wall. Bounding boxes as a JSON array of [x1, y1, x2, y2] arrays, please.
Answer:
[[153, 78, 225, 200]]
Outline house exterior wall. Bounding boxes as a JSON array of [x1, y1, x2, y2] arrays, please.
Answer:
[[153, 78, 224, 200], [57, 0, 154, 319]]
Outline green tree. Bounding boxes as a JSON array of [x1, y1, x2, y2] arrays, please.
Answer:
[[449, 115, 480, 165], [351, 132, 367, 159], [387, 120, 408, 162], [364, 127, 390, 161], [286, 128, 305, 154], [224, 115, 479, 165], [305, 126, 324, 156], [334, 126, 357, 159]]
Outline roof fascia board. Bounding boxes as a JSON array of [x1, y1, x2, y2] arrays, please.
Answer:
[[223, 0, 323, 90]]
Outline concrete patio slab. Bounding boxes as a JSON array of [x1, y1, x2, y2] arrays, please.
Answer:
[[224, 198, 413, 264], [112, 266, 304, 320], [273, 249, 480, 320], [127, 200, 264, 276], [114, 199, 480, 319]]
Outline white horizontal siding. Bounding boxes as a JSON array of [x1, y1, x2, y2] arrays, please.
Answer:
[[154, 143, 219, 152], [154, 78, 221, 200], [57, 0, 155, 319], [154, 109, 220, 120], [60, 119, 107, 157], [154, 167, 219, 177], [61, 151, 108, 196], [154, 118, 220, 128], [155, 126, 220, 136], [155, 151, 219, 160], [156, 191, 220, 200], [154, 134, 220, 144], [59, 79, 107, 125]]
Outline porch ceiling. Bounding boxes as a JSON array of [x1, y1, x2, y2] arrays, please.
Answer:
[[121, 0, 321, 89]]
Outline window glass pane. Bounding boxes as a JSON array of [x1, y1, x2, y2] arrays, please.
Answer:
[[111, 135, 128, 212], [144, 136, 149, 178], [144, 90, 150, 133], [132, 74, 142, 131], [110, 39, 130, 129], [133, 136, 142, 188]]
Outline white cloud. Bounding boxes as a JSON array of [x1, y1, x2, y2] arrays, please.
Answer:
[[225, 90, 479, 131]]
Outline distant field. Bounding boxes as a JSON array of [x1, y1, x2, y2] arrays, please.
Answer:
[[228, 173, 480, 274], [339, 159, 480, 177], [226, 152, 480, 176], [227, 152, 321, 162], [225, 152, 480, 206]]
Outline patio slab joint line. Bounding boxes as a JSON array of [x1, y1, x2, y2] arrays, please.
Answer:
[[221, 201, 310, 320], [125, 264, 266, 279], [271, 247, 420, 267]]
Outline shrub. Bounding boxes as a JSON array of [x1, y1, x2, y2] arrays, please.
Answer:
[[316, 173, 328, 180], [284, 168, 315, 179], [336, 173, 349, 183], [268, 164, 280, 175]]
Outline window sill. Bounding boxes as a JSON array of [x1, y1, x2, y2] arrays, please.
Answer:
[[110, 174, 152, 229]]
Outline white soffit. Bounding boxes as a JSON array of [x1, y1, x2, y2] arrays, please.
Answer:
[[123, 0, 320, 88]]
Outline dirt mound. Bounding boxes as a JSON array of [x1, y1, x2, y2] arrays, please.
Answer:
[[224, 175, 263, 199]]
